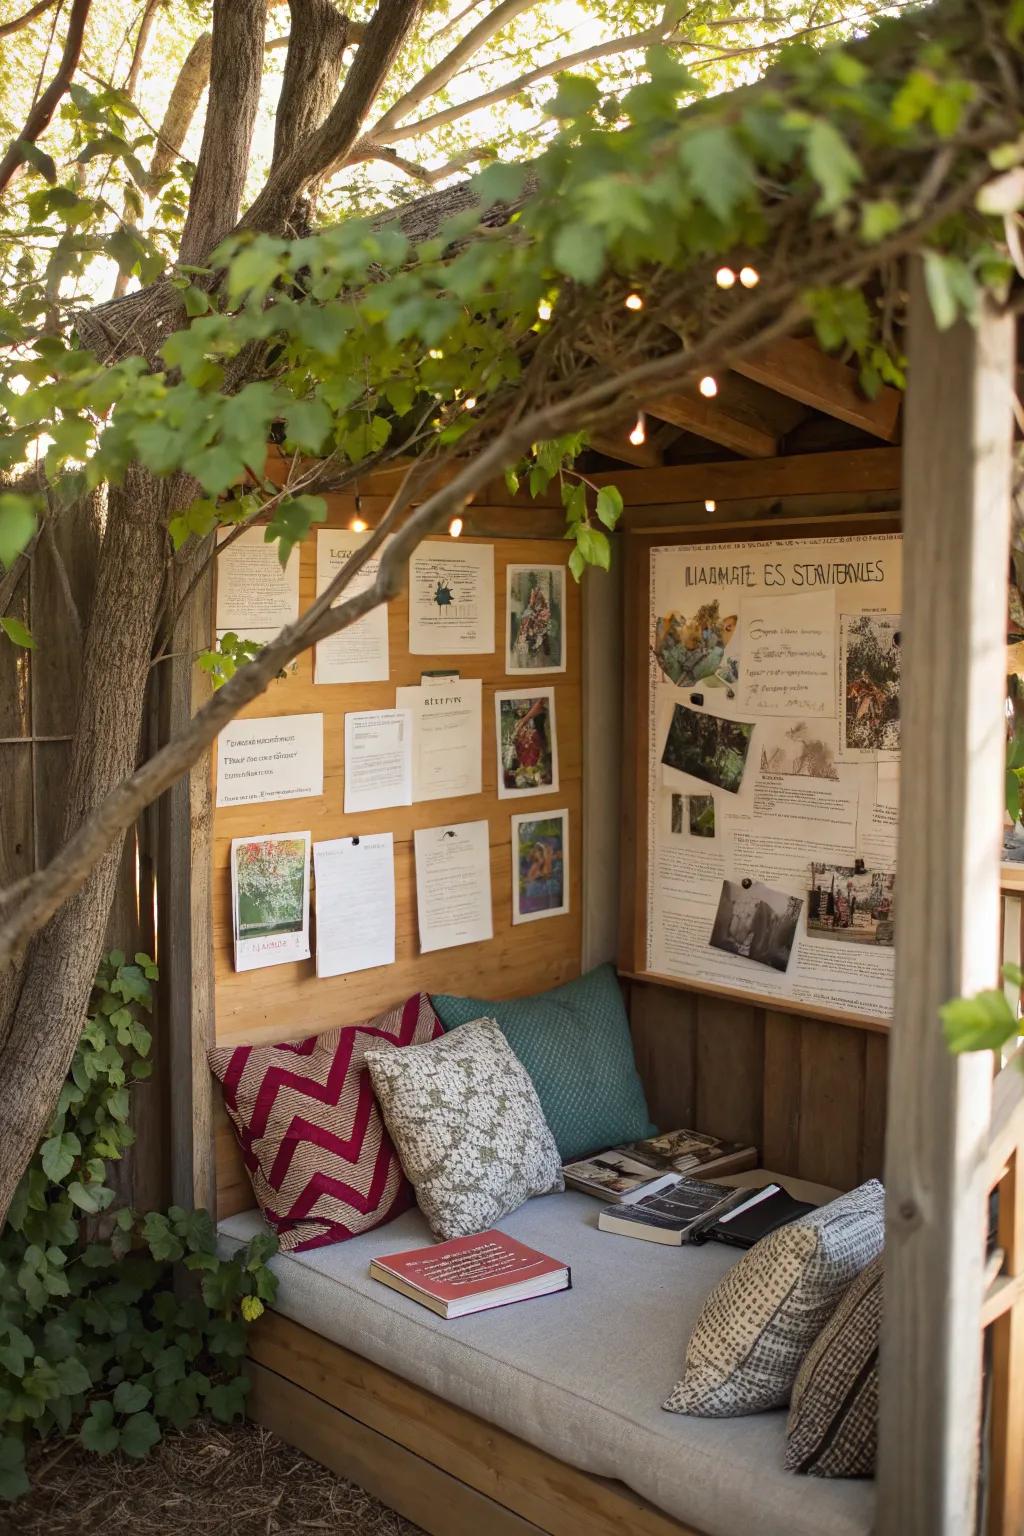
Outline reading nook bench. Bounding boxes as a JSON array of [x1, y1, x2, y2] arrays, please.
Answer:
[[219, 1178, 873, 1536]]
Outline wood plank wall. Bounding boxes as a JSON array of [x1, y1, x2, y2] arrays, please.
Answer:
[[212, 501, 582, 1215]]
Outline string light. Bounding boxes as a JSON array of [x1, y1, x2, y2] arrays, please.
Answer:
[[537, 299, 553, 321], [463, 396, 477, 410], [699, 375, 718, 399], [629, 411, 647, 447], [704, 498, 717, 512], [715, 267, 736, 289], [350, 515, 367, 532], [739, 266, 760, 288], [449, 516, 464, 538], [428, 347, 444, 359], [624, 292, 644, 311]]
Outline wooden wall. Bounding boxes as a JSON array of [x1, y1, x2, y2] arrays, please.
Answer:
[[212, 503, 582, 1214]]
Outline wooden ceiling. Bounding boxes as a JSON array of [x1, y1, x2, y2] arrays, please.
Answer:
[[585, 335, 902, 472]]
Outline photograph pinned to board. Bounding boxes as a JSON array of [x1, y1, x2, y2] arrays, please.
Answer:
[[652, 599, 739, 690], [757, 718, 840, 781], [661, 701, 753, 794], [231, 832, 311, 973], [495, 687, 559, 799], [414, 819, 493, 953], [506, 564, 566, 674], [216, 713, 324, 808], [806, 863, 895, 946], [669, 792, 715, 838], [709, 879, 802, 973], [511, 808, 569, 924], [408, 540, 494, 655], [839, 613, 901, 759]]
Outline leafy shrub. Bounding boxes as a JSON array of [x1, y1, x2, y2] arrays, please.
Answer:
[[0, 951, 277, 1500]]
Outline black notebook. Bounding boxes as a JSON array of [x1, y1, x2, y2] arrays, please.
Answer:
[[692, 1184, 817, 1248]]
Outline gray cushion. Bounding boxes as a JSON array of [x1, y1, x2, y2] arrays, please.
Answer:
[[664, 1180, 884, 1418], [219, 1190, 874, 1536], [365, 1017, 563, 1241], [786, 1253, 882, 1477]]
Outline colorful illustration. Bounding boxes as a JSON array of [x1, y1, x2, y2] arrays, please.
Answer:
[[653, 599, 738, 689], [496, 688, 558, 796], [661, 703, 753, 794], [710, 880, 802, 973], [840, 613, 901, 756], [233, 837, 307, 939], [807, 864, 895, 945], [507, 565, 565, 673], [512, 811, 568, 922]]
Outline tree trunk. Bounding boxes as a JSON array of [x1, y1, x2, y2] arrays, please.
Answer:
[[0, 466, 185, 1226]]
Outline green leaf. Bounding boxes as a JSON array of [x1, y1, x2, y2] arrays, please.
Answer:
[[551, 224, 605, 286], [940, 990, 1019, 1055], [804, 119, 862, 213], [0, 1437, 29, 1503], [923, 250, 977, 331], [40, 1132, 79, 1183], [474, 161, 525, 205], [67, 1181, 101, 1214], [54, 1356, 92, 1395], [575, 523, 611, 571], [113, 1380, 151, 1414], [0, 495, 37, 571], [545, 74, 601, 120], [206, 1378, 248, 1424], [15, 140, 56, 183], [283, 398, 332, 454], [860, 199, 903, 244], [595, 486, 623, 531], [567, 547, 585, 583], [0, 616, 35, 650], [119, 1410, 161, 1460], [678, 126, 753, 223], [80, 1400, 120, 1455]]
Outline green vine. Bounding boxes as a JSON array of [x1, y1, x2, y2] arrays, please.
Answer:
[[0, 951, 277, 1502]]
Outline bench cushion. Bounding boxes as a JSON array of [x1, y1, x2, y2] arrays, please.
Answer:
[[219, 1188, 874, 1536]]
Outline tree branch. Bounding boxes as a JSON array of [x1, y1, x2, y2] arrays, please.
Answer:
[[123, 0, 163, 101], [0, 0, 92, 194], [369, 0, 540, 139], [0, 0, 57, 38], [178, 0, 268, 265], [147, 29, 212, 184], [359, 142, 488, 184], [271, 0, 352, 175], [241, 0, 426, 236]]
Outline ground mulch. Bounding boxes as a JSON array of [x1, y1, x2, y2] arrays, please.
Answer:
[[5, 1419, 425, 1535]]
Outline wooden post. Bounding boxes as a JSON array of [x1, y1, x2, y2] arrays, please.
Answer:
[[160, 550, 216, 1214], [876, 264, 1015, 1532], [581, 558, 623, 970]]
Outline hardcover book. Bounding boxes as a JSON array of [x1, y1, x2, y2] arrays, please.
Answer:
[[598, 1179, 817, 1247], [563, 1127, 756, 1204], [370, 1229, 571, 1318]]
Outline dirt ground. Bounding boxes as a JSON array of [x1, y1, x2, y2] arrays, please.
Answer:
[[4, 1419, 424, 1535]]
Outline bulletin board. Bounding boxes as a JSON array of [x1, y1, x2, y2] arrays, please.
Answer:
[[211, 508, 582, 1215], [621, 515, 902, 1032]]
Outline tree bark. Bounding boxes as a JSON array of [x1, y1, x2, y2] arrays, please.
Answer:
[[149, 30, 213, 184], [0, 466, 188, 1226]]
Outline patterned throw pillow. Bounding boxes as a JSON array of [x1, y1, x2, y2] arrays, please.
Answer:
[[663, 1180, 885, 1418], [433, 964, 655, 1161], [785, 1253, 883, 1477], [208, 993, 443, 1253], [365, 1017, 564, 1241]]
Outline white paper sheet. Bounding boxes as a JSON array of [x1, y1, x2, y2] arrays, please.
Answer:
[[408, 540, 494, 655], [216, 713, 323, 807], [739, 590, 836, 716], [216, 527, 300, 644], [395, 679, 482, 802], [313, 834, 395, 977], [414, 820, 493, 953], [231, 831, 311, 973], [343, 709, 412, 814], [314, 528, 390, 684]]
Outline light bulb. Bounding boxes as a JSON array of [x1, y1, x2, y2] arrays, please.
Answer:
[[699, 375, 718, 399], [537, 299, 553, 321], [350, 515, 367, 533], [449, 516, 463, 538], [624, 292, 643, 311], [428, 347, 444, 359], [629, 412, 647, 447], [704, 498, 716, 512], [739, 266, 760, 288], [715, 267, 736, 289], [463, 395, 477, 410]]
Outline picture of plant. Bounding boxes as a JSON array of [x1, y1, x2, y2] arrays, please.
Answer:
[[233, 836, 308, 938], [840, 613, 901, 756], [507, 564, 565, 673], [511, 809, 569, 923], [661, 703, 753, 794], [653, 599, 739, 689], [496, 687, 559, 798], [688, 795, 716, 837]]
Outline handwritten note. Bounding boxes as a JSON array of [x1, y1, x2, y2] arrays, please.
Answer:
[[739, 592, 835, 717]]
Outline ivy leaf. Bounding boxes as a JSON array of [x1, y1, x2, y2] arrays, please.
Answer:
[[804, 119, 862, 213], [113, 1380, 151, 1414], [552, 224, 605, 286], [206, 1378, 248, 1424], [678, 126, 753, 223], [80, 1400, 120, 1455], [923, 251, 977, 331], [54, 1356, 92, 1396], [0, 1437, 29, 1503], [595, 486, 623, 530], [67, 1181, 101, 1214], [40, 1133, 79, 1184], [568, 547, 586, 583], [0, 495, 37, 571], [0, 616, 35, 650], [940, 990, 1019, 1054], [118, 1410, 161, 1460], [283, 398, 332, 454]]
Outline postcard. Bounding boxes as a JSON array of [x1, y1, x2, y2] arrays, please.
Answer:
[[739, 590, 835, 717], [652, 597, 739, 691], [661, 702, 753, 795], [806, 863, 895, 946], [495, 686, 559, 799], [709, 879, 802, 973], [506, 563, 566, 673], [231, 831, 311, 973], [757, 718, 840, 781], [511, 808, 569, 924], [839, 612, 901, 760]]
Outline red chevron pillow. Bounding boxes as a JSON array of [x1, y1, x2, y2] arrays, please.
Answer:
[[208, 993, 443, 1252]]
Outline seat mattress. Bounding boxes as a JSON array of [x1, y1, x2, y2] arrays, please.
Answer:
[[218, 1189, 874, 1536]]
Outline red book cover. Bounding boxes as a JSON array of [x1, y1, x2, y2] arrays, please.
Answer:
[[373, 1229, 568, 1305]]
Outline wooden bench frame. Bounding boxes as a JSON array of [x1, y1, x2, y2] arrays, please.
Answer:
[[248, 1311, 701, 1536]]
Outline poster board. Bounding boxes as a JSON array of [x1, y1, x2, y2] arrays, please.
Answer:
[[624, 518, 901, 1029]]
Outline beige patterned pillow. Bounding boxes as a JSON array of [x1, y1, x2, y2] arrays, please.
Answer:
[[365, 1017, 564, 1241], [663, 1180, 884, 1418], [786, 1252, 883, 1476]]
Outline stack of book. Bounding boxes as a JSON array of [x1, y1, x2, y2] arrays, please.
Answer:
[[597, 1177, 816, 1246], [562, 1127, 757, 1206]]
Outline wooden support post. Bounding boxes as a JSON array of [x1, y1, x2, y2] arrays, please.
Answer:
[[161, 549, 217, 1214], [988, 1145, 1024, 1536], [876, 265, 1015, 1533], [581, 557, 624, 969]]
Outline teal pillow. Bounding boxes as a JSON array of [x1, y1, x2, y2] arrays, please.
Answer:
[[432, 964, 656, 1162]]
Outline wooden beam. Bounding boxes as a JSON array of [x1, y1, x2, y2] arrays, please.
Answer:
[[988, 1147, 1024, 1536], [644, 390, 778, 458], [732, 337, 902, 442], [876, 263, 1015, 1535]]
